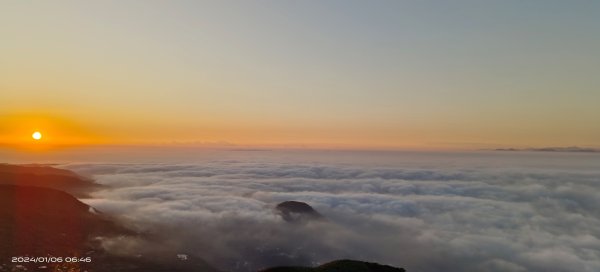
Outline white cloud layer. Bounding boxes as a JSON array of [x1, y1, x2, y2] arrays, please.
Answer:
[[60, 151, 600, 272]]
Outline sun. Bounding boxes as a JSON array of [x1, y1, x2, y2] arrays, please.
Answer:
[[32, 131, 42, 140]]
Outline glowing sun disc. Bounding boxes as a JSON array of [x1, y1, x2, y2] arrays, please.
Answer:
[[32, 131, 42, 140]]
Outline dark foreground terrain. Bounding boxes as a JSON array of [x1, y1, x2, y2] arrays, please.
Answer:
[[261, 260, 406, 272], [0, 164, 405, 272]]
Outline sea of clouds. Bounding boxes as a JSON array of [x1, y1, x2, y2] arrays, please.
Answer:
[[59, 150, 600, 272]]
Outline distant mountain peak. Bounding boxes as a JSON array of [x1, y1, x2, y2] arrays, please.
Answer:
[[494, 146, 598, 153]]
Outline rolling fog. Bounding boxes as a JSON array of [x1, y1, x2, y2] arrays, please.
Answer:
[[51, 150, 600, 272]]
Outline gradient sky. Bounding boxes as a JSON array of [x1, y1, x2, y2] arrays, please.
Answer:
[[1, 1, 599, 149]]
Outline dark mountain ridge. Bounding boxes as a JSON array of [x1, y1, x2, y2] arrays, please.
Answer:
[[0, 163, 101, 197], [260, 260, 406, 272]]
